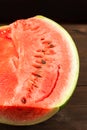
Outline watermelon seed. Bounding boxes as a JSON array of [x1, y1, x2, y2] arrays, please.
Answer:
[[41, 59, 46, 64], [32, 73, 42, 78], [34, 55, 43, 58], [58, 65, 61, 69], [49, 44, 55, 48], [42, 50, 45, 52], [30, 80, 38, 88], [27, 88, 32, 93], [32, 64, 41, 68], [21, 97, 27, 104], [33, 84, 38, 88], [41, 38, 45, 40]]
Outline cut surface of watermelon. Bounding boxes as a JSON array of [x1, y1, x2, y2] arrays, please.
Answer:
[[0, 16, 79, 125]]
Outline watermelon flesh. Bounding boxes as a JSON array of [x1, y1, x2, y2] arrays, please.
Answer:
[[0, 16, 79, 125]]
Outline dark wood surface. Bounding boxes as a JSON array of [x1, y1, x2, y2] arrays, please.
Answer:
[[0, 24, 87, 130]]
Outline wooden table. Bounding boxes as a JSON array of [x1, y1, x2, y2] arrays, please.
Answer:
[[0, 24, 87, 130]]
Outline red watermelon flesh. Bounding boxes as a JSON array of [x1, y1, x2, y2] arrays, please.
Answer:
[[0, 16, 79, 125]]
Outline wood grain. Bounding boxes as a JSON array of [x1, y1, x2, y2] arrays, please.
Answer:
[[0, 24, 87, 130]]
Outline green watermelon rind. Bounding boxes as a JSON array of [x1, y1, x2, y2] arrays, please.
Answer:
[[0, 107, 59, 125]]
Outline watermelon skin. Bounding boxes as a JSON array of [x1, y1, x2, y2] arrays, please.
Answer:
[[0, 16, 79, 125], [0, 106, 59, 125]]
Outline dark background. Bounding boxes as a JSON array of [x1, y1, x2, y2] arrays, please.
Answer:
[[0, 1, 87, 130], [0, 0, 87, 23]]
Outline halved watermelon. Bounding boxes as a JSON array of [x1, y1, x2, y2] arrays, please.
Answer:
[[0, 16, 79, 125]]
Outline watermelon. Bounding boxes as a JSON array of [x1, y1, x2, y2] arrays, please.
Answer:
[[0, 15, 79, 125]]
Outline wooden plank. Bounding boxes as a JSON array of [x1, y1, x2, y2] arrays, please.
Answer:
[[68, 85, 87, 105]]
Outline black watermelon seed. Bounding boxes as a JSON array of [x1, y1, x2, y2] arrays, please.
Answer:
[[49, 44, 55, 48], [21, 97, 27, 104], [41, 59, 46, 64], [33, 84, 38, 88], [41, 38, 45, 40], [35, 74, 42, 77], [32, 73, 42, 78], [42, 50, 45, 52]]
